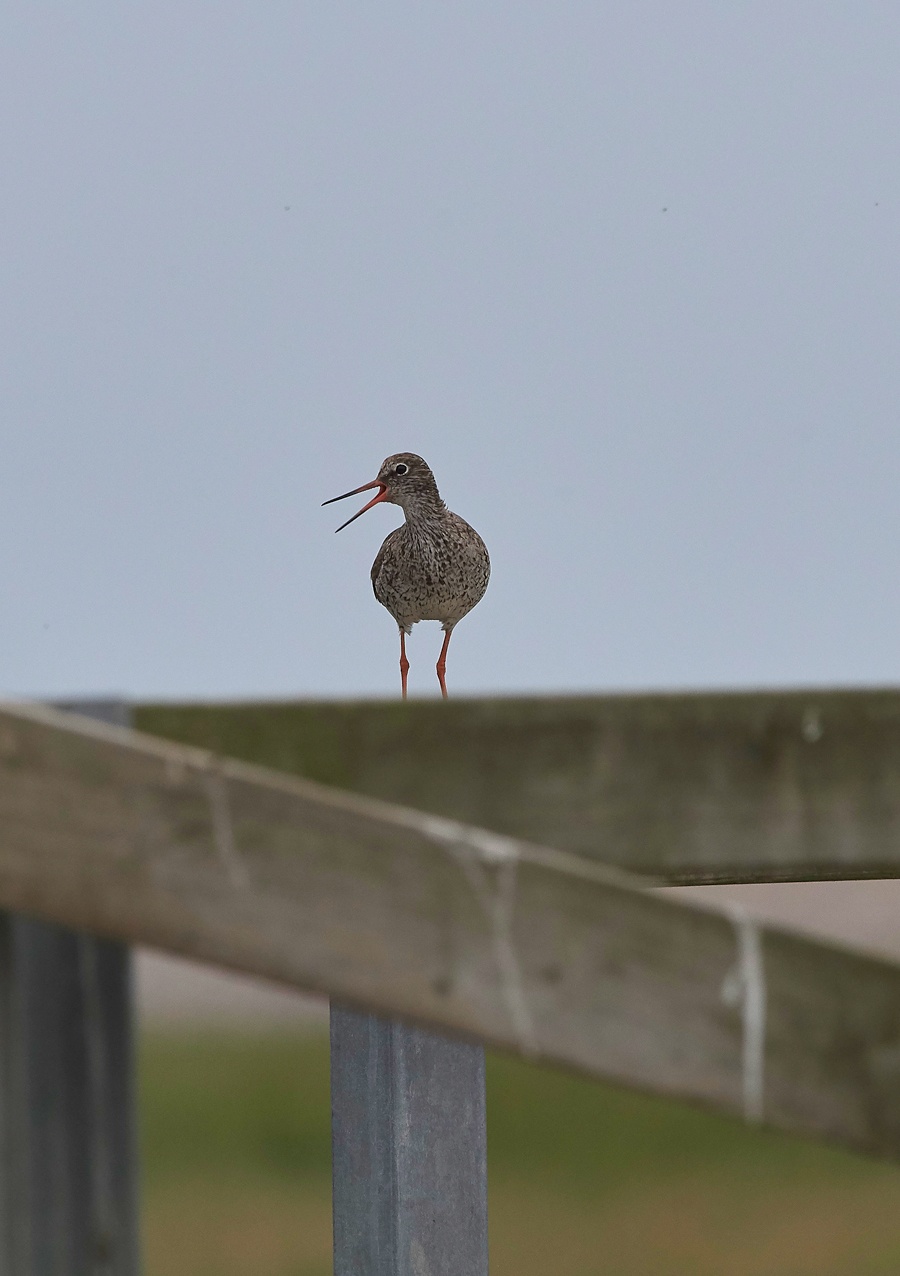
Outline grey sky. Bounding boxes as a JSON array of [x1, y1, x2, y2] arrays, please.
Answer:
[[1, 2, 898, 700]]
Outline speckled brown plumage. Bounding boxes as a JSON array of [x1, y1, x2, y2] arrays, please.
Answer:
[[324, 452, 490, 698]]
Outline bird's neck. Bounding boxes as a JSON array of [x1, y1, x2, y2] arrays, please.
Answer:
[[399, 492, 447, 528]]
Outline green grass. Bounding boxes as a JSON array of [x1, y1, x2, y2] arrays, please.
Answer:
[[139, 1029, 900, 1276], [140, 1032, 332, 1183]]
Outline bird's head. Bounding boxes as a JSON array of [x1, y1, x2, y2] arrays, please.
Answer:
[[323, 453, 441, 531]]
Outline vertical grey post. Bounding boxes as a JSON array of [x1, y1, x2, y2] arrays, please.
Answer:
[[330, 1006, 488, 1276], [0, 700, 139, 1276]]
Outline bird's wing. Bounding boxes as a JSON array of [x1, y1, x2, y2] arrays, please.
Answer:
[[370, 527, 402, 587]]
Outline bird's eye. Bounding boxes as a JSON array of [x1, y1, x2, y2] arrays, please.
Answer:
[[394, 463, 408, 475]]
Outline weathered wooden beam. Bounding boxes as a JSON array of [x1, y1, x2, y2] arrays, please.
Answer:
[[330, 1007, 488, 1276], [136, 689, 900, 883], [1, 699, 900, 1162], [0, 920, 137, 1276], [0, 701, 138, 1276]]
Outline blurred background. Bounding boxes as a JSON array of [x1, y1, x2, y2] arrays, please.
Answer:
[[5, 0, 900, 1270], [3, 1, 900, 702]]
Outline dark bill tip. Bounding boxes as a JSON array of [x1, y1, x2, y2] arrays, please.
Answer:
[[326, 480, 389, 531]]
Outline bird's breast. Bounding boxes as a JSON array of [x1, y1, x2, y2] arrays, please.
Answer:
[[371, 515, 489, 627]]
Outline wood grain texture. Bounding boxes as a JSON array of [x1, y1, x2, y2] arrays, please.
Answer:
[[1, 701, 900, 1160], [0, 922, 137, 1276], [0, 699, 139, 1276], [330, 1007, 488, 1276], [137, 689, 900, 883]]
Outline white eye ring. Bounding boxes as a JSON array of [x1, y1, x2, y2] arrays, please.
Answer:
[[395, 463, 408, 475]]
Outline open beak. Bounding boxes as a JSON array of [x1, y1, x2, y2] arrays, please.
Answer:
[[322, 478, 389, 532]]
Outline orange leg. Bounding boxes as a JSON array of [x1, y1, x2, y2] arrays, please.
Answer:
[[399, 630, 410, 700], [436, 629, 452, 699]]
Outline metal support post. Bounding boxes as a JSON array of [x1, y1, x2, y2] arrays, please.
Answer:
[[0, 700, 139, 1275], [330, 1005, 488, 1276]]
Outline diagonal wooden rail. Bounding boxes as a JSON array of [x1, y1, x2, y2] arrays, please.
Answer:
[[2, 698, 900, 1164]]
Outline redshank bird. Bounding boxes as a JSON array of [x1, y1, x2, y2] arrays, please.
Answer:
[[324, 453, 490, 699]]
